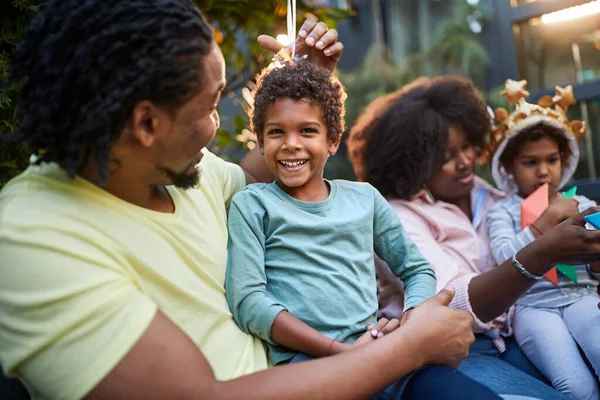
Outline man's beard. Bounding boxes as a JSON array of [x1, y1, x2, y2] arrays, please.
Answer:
[[160, 163, 200, 189]]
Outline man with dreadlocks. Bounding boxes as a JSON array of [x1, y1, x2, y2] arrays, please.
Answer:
[[0, 1, 478, 399]]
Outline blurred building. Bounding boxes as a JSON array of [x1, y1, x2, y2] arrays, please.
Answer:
[[483, 0, 600, 187], [335, 0, 600, 185]]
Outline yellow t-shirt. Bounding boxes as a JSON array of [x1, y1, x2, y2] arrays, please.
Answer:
[[0, 150, 268, 399]]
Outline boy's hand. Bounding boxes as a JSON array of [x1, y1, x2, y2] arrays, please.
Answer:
[[366, 317, 401, 338], [336, 317, 401, 354], [535, 197, 579, 234]]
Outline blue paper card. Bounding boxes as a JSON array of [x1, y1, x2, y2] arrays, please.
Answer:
[[584, 212, 600, 230]]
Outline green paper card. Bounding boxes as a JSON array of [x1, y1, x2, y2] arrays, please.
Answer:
[[563, 186, 577, 199]]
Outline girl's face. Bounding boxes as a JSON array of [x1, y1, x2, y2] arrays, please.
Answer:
[[259, 98, 340, 200], [506, 137, 562, 199], [426, 124, 476, 203]]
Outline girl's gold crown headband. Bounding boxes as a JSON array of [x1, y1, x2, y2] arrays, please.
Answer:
[[489, 79, 586, 158]]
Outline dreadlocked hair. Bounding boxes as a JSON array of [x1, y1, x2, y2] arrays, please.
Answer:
[[347, 75, 489, 200], [9, 0, 214, 182], [250, 62, 347, 143]]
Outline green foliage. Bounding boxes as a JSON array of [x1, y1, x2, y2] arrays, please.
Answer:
[[428, 0, 489, 86], [0, 0, 45, 188], [201, 0, 350, 93]]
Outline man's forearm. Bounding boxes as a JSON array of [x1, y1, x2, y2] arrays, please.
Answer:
[[213, 330, 423, 400]]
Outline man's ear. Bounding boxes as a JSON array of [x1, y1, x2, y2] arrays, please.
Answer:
[[130, 100, 161, 148]]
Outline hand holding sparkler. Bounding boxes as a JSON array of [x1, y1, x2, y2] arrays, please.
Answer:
[[257, 18, 343, 72]]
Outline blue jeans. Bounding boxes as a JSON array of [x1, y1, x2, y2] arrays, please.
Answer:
[[514, 296, 600, 400], [288, 353, 501, 399], [457, 335, 568, 399]]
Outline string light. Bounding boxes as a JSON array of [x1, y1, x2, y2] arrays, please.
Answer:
[[276, 34, 290, 46], [541, 0, 600, 24]]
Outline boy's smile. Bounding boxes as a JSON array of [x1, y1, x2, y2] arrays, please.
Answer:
[[260, 98, 340, 202]]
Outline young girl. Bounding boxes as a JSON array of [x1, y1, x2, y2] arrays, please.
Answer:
[[225, 61, 438, 366], [487, 80, 600, 400]]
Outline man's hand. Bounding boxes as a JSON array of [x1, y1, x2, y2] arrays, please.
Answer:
[[400, 286, 474, 369], [257, 18, 343, 72]]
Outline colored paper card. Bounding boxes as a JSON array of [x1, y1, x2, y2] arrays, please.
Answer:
[[556, 264, 578, 284], [556, 187, 578, 284], [584, 213, 600, 230], [521, 183, 549, 230], [520, 184, 559, 285], [563, 186, 577, 199], [544, 268, 559, 286]]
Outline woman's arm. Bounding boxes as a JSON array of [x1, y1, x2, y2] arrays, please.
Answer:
[[470, 206, 600, 321]]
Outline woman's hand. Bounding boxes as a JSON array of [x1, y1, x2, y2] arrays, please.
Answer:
[[257, 18, 343, 72], [535, 206, 600, 266]]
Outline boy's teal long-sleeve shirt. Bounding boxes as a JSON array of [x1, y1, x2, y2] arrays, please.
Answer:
[[225, 180, 436, 365]]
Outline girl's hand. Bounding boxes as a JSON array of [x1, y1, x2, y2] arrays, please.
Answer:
[[535, 198, 579, 234]]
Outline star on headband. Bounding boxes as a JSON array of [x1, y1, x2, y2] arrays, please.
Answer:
[[499, 79, 530, 106], [488, 79, 586, 159]]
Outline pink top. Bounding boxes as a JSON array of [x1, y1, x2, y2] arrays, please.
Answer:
[[387, 177, 511, 351]]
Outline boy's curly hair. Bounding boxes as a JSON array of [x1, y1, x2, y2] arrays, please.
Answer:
[[250, 62, 347, 143], [499, 122, 573, 169], [347, 76, 490, 200]]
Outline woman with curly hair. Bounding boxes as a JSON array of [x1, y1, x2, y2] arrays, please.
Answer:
[[225, 63, 501, 399], [347, 76, 571, 399]]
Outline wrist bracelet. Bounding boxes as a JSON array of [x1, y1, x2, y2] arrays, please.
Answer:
[[512, 253, 544, 280]]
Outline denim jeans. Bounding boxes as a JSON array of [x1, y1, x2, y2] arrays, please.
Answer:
[[514, 296, 600, 400], [457, 335, 568, 399], [288, 353, 501, 399]]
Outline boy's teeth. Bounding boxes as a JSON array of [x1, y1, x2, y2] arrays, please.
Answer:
[[280, 160, 307, 167]]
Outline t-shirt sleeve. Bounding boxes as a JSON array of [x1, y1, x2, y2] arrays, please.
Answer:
[[0, 228, 157, 400], [200, 149, 246, 208], [225, 188, 287, 344], [371, 187, 437, 311]]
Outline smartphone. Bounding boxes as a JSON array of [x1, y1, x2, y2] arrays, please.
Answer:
[[584, 213, 600, 230]]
